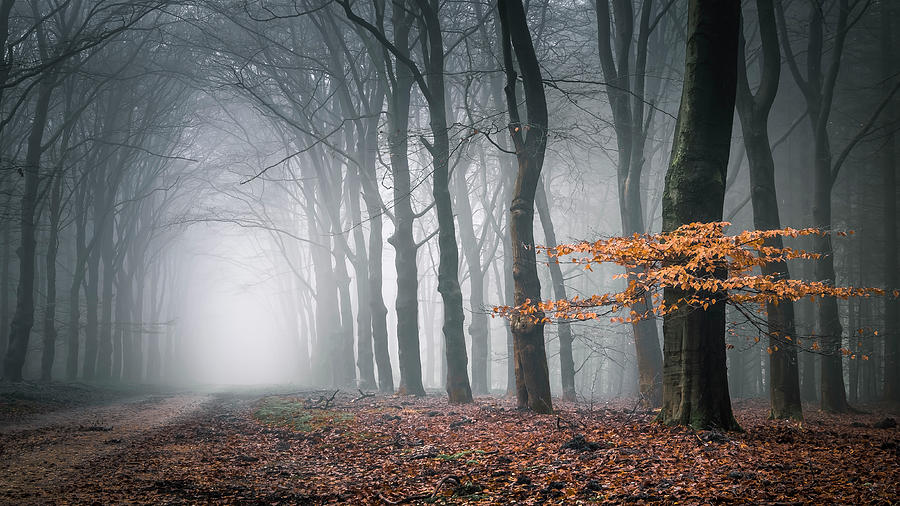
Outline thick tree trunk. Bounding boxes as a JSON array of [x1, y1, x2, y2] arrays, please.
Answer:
[[499, 0, 553, 414], [657, 0, 740, 430], [535, 181, 576, 401], [387, 65, 425, 397], [2, 80, 53, 381]]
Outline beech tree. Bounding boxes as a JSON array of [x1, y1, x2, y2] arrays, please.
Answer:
[[735, 0, 801, 420], [498, 0, 553, 414]]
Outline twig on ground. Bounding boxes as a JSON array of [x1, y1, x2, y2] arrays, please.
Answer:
[[353, 389, 375, 403]]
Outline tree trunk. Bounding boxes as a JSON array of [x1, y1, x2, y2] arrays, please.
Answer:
[[594, 0, 665, 407], [734, 0, 802, 420], [2, 80, 53, 381], [41, 173, 63, 381], [333, 235, 357, 387], [386, 50, 425, 397], [535, 180, 576, 401], [812, 139, 849, 412], [146, 262, 160, 381], [130, 263, 145, 382], [1, 212, 12, 377], [95, 221, 115, 380], [351, 168, 376, 391], [880, 0, 899, 404], [657, 0, 740, 430], [454, 167, 490, 395], [498, 0, 553, 414]]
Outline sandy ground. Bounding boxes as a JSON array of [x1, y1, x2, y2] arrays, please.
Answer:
[[0, 390, 211, 504]]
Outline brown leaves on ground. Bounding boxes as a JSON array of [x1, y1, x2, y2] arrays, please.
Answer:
[[2, 390, 898, 504]]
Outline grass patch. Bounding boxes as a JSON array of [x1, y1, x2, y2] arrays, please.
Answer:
[[253, 397, 354, 432]]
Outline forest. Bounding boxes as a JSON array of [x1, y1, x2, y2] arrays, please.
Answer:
[[0, 0, 898, 503]]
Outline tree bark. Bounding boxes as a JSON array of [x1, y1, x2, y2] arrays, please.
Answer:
[[454, 166, 490, 395], [735, 0, 802, 420], [1, 207, 12, 378], [880, 0, 899, 404], [2, 79, 52, 381], [41, 172, 63, 381], [359, 120, 394, 393], [594, 0, 664, 406], [498, 0, 553, 414], [657, 0, 741, 430], [535, 180, 576, 401]]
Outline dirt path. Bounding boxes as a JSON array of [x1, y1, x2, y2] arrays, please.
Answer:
[[0, 389, 896, 504], [0, 392, 212, 504]]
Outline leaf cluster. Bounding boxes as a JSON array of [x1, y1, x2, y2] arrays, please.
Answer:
[[493, 222, 890, 325]]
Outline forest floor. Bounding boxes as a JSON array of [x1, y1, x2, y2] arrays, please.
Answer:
[[0, 385, 897, 504]]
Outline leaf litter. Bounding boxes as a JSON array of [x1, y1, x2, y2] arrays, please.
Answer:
[[0, 388, 897, 504]]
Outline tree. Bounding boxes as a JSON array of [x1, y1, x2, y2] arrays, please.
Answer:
[[776, 0, 900, 412], [496, 224, 888, 424], [879, 0, 899, 403], [735, 0, 802, 420], [656, 0, 741, 429], [593, 0, 667, 407], [340, 0, 473, 403], [498, 0, 553, 414]]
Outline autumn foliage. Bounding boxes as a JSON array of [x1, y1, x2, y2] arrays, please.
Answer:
[[494, 222, 889, 347]]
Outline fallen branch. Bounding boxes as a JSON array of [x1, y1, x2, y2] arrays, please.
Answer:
[[353, 389, 375, 403]]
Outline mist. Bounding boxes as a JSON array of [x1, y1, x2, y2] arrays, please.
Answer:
[[0, 0, 897, 405]]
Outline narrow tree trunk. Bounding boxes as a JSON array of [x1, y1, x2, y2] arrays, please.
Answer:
[[357, 118, 394, 392], [66, 174, 89, 380], [535, 180, 576, 401], [880, 0, 899, 403], [813, 139, 849, 412], [2, 80, 53, 381], [351, 183, 376, 391], [146, 262, 160, 381], [453, 167, 489, 395], [735, 0, 803, 417], [333, 240, 356, 387], [657, 0, 740, 430], [594, 0, 664, 407], [366, 193, 393, 392], [1, 216, 12, 377], [95, 225, 115, 380], [130, 265, 145, 382], [41, 173, 63, 381]]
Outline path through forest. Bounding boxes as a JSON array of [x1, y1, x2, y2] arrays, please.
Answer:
[[1, 387, 897, 504]]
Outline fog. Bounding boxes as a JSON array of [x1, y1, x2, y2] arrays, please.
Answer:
[[0, 0, 898, 415]]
